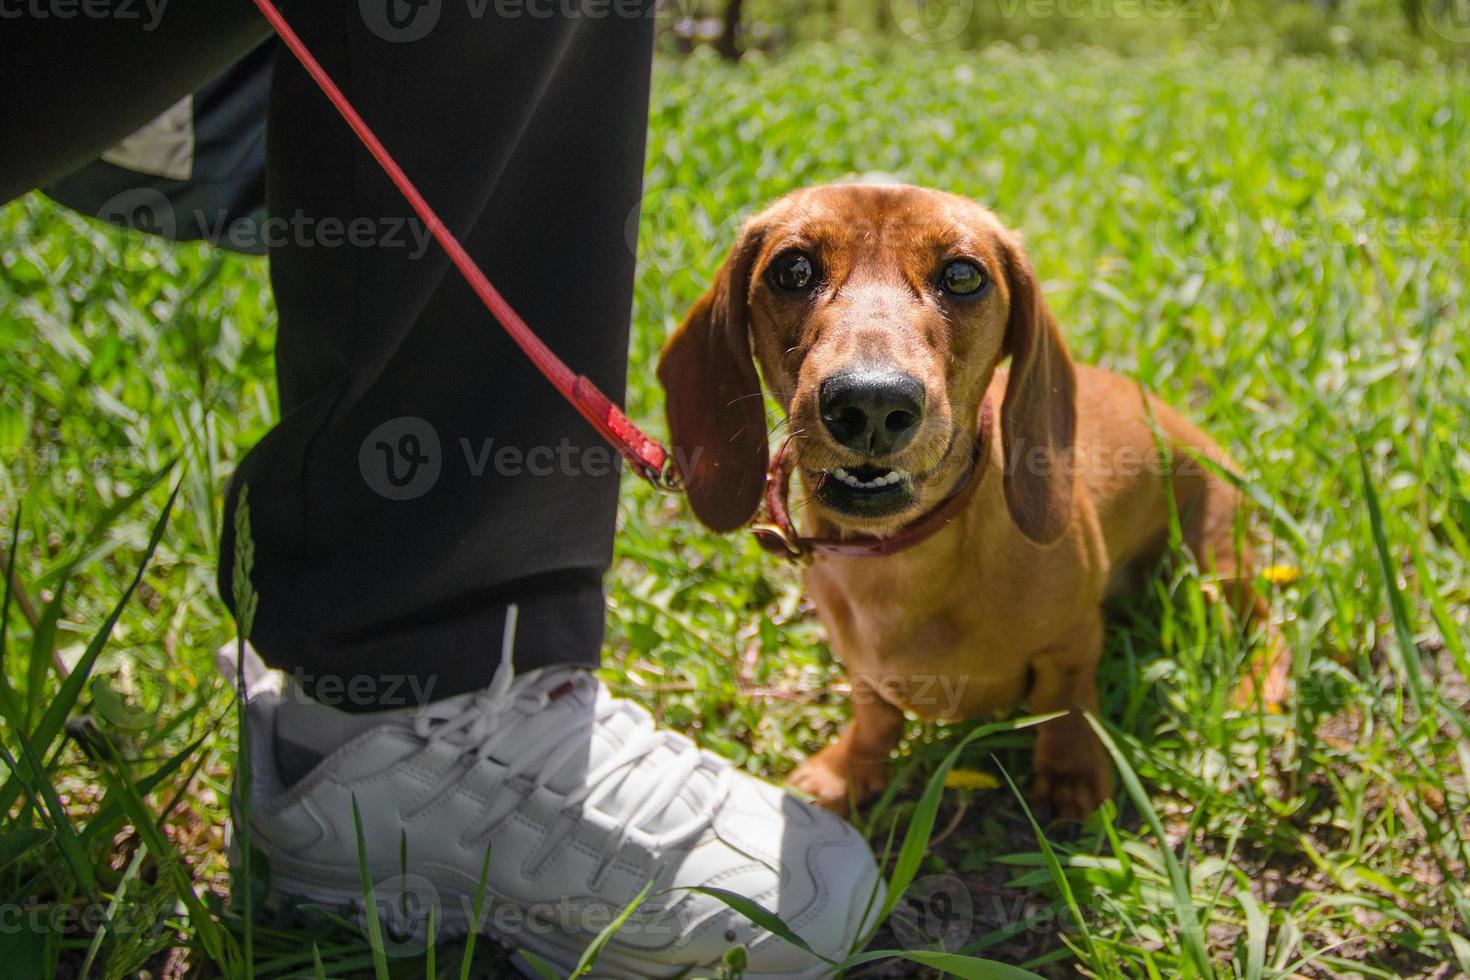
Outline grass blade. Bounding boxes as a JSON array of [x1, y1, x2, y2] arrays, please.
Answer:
[[1356, 443, 1428, 717], [0, 741, 97, 898], [459, 843, 493, 980], [1236, 885, 1269, 980], [1084, 713, 1214, 979], [0, 475, 183, 817], [22, 458, 175, 727], [841, 948, 1045, 978], [877, 713, 1061, 930], [996, 760, 1098, 965], [0, 826, 53, 872], [351, 794, 392, 980], [0, 507, 24, 723], [517, 948, 563, 980], [686, 886, 834, 964], [86, 729, 233, 970], [570, 880, 653, 977]]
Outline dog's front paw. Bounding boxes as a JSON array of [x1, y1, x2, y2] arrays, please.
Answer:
[[1029, 768, 1110, 821], [1030, 739, 1112, 821], [789, 745, 889, 814]]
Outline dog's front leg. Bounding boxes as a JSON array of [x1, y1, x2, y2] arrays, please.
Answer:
[[789, 676, 904, 814], [1027, 620, 1113, 820]]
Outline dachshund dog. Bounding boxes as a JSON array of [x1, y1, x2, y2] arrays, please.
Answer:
[[657, 184, 1264, 818]]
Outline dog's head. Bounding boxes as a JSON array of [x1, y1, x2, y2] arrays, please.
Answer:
[[657, 184, 1076, 543]]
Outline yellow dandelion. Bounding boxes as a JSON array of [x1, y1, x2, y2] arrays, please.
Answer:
[[1263, 564, 1300, 586], [943, 768, 1000, 791]]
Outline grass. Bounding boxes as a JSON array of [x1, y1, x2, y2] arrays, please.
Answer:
[[2, 37, 1469, 978], [739, 0, 1470, 67]]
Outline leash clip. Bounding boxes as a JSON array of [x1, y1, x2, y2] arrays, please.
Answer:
[[750, 521, 811, 564], [651, 455, 685, 494]]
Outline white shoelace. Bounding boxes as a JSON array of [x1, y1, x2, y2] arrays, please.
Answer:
[[409, 606, 733, 865]]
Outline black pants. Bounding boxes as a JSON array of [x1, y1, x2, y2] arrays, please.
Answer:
[[2, 1, 656, 705]]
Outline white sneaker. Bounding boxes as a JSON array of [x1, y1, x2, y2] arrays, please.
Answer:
[[221, 608, 883, 978]]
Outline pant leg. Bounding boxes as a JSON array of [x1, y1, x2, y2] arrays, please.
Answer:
[[216, 1, 657, 708], [0, 2, 270, 203]]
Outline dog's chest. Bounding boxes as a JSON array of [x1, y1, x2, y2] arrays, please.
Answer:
[[803, 558, 1040, 719]]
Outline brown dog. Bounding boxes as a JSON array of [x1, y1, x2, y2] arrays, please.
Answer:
[[657, 184, 1262, 818]]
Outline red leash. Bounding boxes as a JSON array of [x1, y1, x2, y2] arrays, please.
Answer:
[[251, 0, 988, 561], [249, 0, 674, 489]]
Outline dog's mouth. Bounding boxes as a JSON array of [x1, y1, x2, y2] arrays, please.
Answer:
[[803, 431, 962, 524], [811, 462, 918, 519]]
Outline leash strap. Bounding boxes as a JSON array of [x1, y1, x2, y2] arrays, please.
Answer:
[[249, 0, 675, 489], [248, 0, 988, 563]]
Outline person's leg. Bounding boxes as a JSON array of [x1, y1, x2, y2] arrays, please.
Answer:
[[217, 1, 653, 707], [7, 9, 888, 969], [0, 2, 269, 203]]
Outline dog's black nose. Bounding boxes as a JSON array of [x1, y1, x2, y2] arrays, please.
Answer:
[[819, 370, 925, 456]]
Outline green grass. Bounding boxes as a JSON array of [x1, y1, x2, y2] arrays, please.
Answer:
[[739, 0, 1470, 67], [3, 40, 1469, 978]]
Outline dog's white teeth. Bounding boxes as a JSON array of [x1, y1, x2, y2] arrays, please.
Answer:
[[829, 466, 906, 490]]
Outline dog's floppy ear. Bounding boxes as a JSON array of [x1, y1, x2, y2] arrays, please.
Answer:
[[998, 233, 1077, 544], [657, 223, 768, 532]]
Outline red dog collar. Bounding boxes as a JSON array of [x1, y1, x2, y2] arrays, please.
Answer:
[[751, 398, 994, 563]]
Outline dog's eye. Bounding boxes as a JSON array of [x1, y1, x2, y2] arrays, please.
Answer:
[[767, 251, 816, 292], [939, 259, 988, 297]]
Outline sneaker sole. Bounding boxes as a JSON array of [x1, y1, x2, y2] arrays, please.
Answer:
[[251, 866, 840, 980]]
